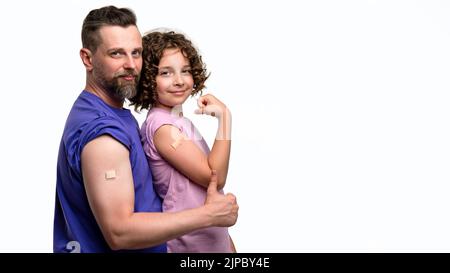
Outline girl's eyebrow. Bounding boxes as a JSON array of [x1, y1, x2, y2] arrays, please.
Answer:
[[158, 65, 191, 69]]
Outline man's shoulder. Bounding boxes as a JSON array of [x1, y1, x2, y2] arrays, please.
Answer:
[[64, 105, 127, 146], [68, 93, 123, 128], [66, 104, 115, 132]]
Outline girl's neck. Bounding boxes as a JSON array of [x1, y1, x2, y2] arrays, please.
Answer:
[[154, 102, 184, 117]]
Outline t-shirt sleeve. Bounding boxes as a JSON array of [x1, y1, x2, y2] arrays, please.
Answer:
[[80, 115, 132, 150], [145, 111, 183, 141], [67, 115, 132, 176]]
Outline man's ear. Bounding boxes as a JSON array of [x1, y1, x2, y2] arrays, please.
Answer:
[[80, 48, 94, 71]]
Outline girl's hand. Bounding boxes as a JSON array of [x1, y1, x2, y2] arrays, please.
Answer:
[[194, 94, 230, 118]]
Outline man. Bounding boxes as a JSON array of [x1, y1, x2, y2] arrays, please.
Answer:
[[54, 6, 238, 253]]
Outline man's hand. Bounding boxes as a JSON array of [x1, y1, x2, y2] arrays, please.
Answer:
[[204, 170, 238, 227]]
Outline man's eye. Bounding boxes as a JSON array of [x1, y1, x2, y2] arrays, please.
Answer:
[[110, 52, 121, 57], [132, 51, 141, 57], [182, 69, 192, 74]]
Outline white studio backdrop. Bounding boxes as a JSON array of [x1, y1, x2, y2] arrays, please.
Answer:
[[1, 0, 450, 252]]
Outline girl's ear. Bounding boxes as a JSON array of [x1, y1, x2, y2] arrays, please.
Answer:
[[80, 48, 94, 71]]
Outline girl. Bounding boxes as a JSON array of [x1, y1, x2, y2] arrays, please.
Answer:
[[130, 30, 235, 253]]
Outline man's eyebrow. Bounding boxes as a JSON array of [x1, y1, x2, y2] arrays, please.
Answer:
[[107, 48, 124, 53], [106, 47, 142, 52], [131, 47, 143, 53]]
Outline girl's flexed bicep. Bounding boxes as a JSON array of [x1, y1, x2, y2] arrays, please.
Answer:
[[153, 124, 216, 189]]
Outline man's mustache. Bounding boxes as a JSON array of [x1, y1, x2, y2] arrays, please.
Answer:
[[115, 70, 139, 78]]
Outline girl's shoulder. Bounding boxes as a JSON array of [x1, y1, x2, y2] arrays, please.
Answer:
[[147, 107, 181, 123], [145, 107, 186, 136]]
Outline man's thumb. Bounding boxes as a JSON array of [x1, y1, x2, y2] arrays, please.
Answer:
[[207, 170, 218, 195]]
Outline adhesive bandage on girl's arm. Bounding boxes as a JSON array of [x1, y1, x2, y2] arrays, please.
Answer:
[[170, 134, 186, 150]]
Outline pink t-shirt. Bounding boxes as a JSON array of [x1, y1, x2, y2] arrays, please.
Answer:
[[141, 107, 231, 253]]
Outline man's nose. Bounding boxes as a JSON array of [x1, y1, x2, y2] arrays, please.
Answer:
[[123, 54, 137, 70]]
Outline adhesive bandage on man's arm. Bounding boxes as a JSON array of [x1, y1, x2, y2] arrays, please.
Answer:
[[105, 169, 117, 180]]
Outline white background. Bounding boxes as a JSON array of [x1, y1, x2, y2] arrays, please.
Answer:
[[1, 0, 450, 252]]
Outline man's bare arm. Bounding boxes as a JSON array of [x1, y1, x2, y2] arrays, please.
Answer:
[[81, 135, 238, 250]]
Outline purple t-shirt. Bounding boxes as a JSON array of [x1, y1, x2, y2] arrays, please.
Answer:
[[141, 107, 231, 252], [54, 91, 166, 253]]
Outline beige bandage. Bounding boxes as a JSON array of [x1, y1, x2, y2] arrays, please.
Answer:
[[171, 134, 185, 150], [105, 170, 117, 180]]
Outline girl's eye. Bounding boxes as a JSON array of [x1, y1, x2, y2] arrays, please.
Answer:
[[159, 71, 170, 76]]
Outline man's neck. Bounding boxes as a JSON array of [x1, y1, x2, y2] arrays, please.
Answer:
[[84, 80, 123, 109]]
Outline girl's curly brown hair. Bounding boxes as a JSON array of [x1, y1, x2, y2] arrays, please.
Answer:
[[130, 30, 209, 111]]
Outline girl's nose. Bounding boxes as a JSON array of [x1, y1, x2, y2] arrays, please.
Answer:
[[173, 73, 184, 86]]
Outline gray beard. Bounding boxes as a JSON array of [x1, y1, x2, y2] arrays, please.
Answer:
[[94, 71, 138, 101], [111, 81, 137, 101]]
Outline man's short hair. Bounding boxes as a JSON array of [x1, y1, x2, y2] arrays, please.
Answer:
[[81, 6, 137, 52]]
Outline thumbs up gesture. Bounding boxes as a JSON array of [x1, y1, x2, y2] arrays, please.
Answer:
[[205, 170, 238, 227]]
